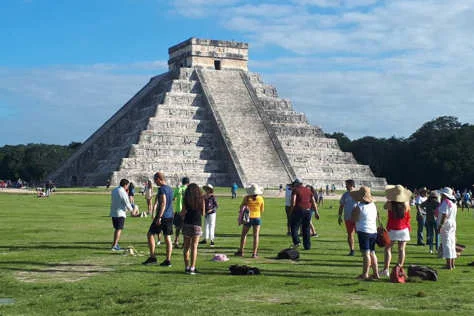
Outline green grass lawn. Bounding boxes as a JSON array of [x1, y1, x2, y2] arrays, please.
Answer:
[[1, 192, 474, 315]]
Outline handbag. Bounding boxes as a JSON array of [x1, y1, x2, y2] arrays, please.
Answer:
[[376, 226, 391, 247], [375, 212, 391, 247], [238, 205, 250, 225], [390, 264, 406, 283], [242, 207, 250, 224]]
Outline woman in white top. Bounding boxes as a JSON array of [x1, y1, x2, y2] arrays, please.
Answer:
[[437, 187, 458, 270], [351, 186, 380, 280]]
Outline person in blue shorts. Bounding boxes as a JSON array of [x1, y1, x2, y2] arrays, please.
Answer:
[[351, 186, 380, 280]]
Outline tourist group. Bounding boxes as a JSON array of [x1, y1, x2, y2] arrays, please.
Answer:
[[109, 172, 459, 277]]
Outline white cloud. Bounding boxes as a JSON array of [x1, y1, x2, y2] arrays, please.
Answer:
[[170, 0, 240, 17], [292, 0, 379, 8], [170, 0, 474, 138], [0, 61, 167, 145], [4, 0, 474, 146]]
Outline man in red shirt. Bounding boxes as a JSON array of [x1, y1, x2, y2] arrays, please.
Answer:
[[290, 178, 318, 250]]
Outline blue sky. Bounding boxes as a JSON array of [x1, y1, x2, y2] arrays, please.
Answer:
[[1, 0, 473, 145]]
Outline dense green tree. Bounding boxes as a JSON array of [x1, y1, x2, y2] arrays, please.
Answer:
[[1, 116, 472, 189], [0, 143, 80, 183], [328, 116, 474, 190]]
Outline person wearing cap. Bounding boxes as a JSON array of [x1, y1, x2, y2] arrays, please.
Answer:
[[200, 184, 218, 247], [338, 179, 357, 256], [143, 172, 174, 266], [437, 187, 458, 270], [172, 177, 189, 248], [290, 178, 318, 250], [350, 186, 380, 280], [235, 184, 264, 258], [415, 187, 428, 245], [421, 190, 441, 254], [380, 185, 412, 277]]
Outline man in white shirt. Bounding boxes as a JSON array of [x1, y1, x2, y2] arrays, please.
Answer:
[[110, 179, 133, 251]]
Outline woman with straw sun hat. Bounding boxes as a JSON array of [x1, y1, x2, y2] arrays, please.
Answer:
[[235, 183, 264, 258], [437, 187, 458, 270], [350, 186, 380, 280], [380, 185, 412, 278]]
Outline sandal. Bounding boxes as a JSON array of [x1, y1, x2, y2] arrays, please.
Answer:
[[234, 250, 243, 256], [356, 274, 369, 280], [369, 274, 380, 280]]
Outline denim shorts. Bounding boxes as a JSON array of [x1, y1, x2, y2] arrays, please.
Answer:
[[112, 217, 125, 230], [357, 231, 377, 251], [244, 218, 262, 227]]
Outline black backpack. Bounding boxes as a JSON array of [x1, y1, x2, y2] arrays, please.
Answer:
[[229, 265, 261, 275], [277, 248, 300, 260], [407, 265, 438, 281]]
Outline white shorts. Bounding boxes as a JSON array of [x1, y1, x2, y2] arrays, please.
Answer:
[[388, 228, 410, 242]]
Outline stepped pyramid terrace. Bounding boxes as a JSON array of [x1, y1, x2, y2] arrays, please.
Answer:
[[49, 38, 387, 189]]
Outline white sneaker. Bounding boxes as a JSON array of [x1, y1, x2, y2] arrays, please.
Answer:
[[380, 269, 390, 277]]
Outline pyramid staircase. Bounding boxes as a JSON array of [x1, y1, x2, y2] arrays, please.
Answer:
[[49, 67, 386, 189]]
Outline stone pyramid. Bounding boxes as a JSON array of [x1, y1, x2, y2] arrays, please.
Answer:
[[49, 38, 386, 189]]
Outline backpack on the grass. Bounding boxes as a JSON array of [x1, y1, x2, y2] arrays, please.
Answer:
[[407, 265, 438, 281], [390, 264, 406, 283], [229, 264, 261, 275], [277, 248, 300, 260]]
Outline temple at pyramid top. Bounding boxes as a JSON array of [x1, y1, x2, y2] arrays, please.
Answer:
[[49, 38, 386, 189], [168, 38, 249, 71]]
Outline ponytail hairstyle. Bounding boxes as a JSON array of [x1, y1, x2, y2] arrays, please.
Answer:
[[390, 201, 406, 219]]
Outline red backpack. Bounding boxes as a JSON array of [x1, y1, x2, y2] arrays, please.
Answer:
[[390, 265, 406, 283]]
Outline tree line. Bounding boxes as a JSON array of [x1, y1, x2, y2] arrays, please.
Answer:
[[0, 142, 81, 184], [1, 116, 472, 189], [327, 116, 474, 190]]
